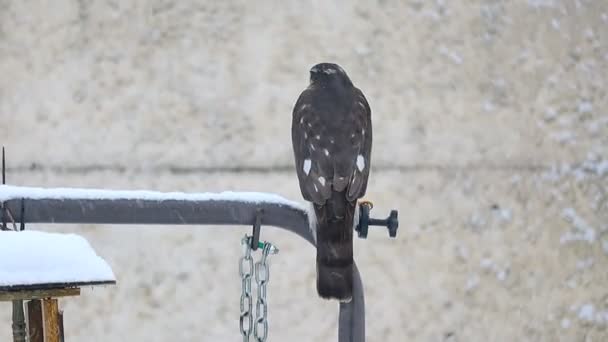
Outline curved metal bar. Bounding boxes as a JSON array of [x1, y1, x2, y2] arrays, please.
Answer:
[[4, 197, 365, 342]]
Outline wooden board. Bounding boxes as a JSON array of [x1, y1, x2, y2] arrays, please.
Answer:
[[43, 298, 60, 342], [0, 288, 80, 301], [27, 299, 43, 342], [0, 280, 115, 292]]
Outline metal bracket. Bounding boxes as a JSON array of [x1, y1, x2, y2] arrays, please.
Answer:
[[251, 208, 263, 251], [19, 198, 25, 231], [355, 202, 398, 239]]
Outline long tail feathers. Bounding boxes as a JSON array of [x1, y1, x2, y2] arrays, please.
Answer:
[[314, 191, 356, 301]]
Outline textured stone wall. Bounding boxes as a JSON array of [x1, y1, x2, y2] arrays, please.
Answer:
[[1, 1, 607, 341]]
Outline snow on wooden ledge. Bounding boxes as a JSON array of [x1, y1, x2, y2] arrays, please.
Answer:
[[0, 230, 116, 289], [0, 185, 304, 209]]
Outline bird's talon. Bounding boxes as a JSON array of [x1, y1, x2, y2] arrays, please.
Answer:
[[359, 200, 373, 210]]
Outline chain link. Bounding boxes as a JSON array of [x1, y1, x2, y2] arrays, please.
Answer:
[[239, 236, 254, 341]]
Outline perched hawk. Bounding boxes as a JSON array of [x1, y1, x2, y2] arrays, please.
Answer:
[[291, 63, 372, 301]]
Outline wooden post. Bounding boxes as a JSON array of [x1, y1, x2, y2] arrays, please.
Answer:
[[11, 300, 26, 342], [27, 299, 44, 342], [43, 298, 60, 342]]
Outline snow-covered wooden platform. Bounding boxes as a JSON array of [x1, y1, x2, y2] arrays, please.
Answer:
[[0, 230, 116, 342], [0, 230, 115, 292]]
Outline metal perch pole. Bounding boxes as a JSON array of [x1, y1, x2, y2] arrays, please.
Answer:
[[3, 195, 366, 342]]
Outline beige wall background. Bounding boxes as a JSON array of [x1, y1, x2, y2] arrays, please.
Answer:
[[1, 1, 607, 341]]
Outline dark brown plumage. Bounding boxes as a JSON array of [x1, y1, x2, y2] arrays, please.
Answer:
[[291, 63, 372, 301]]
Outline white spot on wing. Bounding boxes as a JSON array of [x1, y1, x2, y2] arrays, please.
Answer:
[[356, 155, 365, 171], [315, 135, 321, 140], [310, 144, 316, 151], [323, 148, 329, 156], [318, 177, 326, 186], [304, 132, 308, 139], [323, 68, 337, 74], [314, 184, 319, 192], [358, 101, 366, 109], [303, 159, 312, 175], [299, 117, 304, 124], [362, 129, 365, 136], [299, 104, 310, 111]]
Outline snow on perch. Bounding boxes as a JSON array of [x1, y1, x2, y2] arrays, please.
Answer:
[[0, 230, 115, 288], [0, 185, 305, 209], [0, 184, 314, 242], [0, 185, 302, 208]]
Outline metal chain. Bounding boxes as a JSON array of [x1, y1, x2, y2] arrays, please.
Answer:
[[239, 236, 254, 341], [254, 243, 272, 342], [239, 236, 279, 342]]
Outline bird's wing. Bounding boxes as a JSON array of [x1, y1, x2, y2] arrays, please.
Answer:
[[292, 89, 334, 205], [345, 88, 372, 201]]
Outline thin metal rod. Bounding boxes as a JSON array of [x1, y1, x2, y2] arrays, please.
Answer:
[[1, 147, 6, 231], [2, 146, 5, 185], [3, 151, 26, 342], [19, 198, 24, 231], [3, 196, 365, 342]]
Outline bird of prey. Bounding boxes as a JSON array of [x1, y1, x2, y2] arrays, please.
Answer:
[[291, 63, 372, 301]]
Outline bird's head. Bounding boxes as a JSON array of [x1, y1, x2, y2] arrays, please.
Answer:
[[309, 63, 353, 88]]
